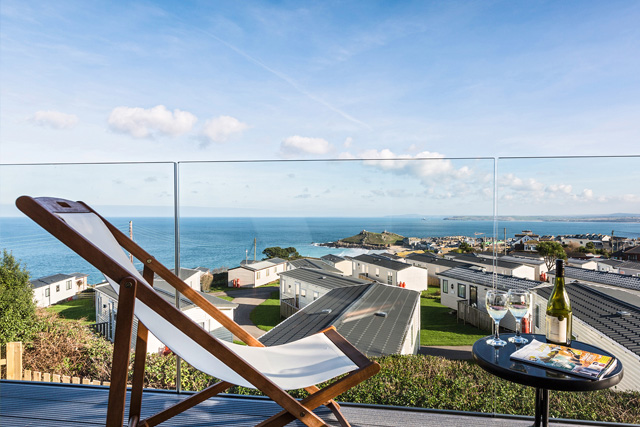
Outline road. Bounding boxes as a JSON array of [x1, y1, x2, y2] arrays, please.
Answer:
[[212, 286, 276, 339]]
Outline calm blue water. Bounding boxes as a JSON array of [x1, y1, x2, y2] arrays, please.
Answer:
[[1, 216, 639, 284]]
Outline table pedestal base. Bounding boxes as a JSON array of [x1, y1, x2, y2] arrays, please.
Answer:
[[534, 388, 549, 427]]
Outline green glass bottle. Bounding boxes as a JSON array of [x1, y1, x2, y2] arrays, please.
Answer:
[[545, 259, 572, 345]]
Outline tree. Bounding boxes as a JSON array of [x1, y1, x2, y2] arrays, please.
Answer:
[[262, 246, 301, 260], [0, 250, 38, 344], [458, 242, 474, 253], [536, 241, 567, 270]]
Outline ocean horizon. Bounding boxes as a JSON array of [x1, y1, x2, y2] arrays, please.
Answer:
[[1, 216, 639, 284]]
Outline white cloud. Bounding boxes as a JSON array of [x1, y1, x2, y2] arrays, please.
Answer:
[[499, 172, 619, 209], [387, 189, 413, 198], [30, 110, 78, 129], [546, 184, 573, 195], [361, 149, 457, 179], [338, 151, 356, 159], [577, 188, 594, 201], [359, 149, 491, 201], [279, 135, 333, 158], [343, 137, 353, 148], [621, 193, 640, 203], [201, 115, 249, 144], [108, 105, 197, 138]]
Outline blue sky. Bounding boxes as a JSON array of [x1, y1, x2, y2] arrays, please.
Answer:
[[0, 1, 639, 216]]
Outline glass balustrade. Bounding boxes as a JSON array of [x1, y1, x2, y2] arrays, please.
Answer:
[[0, 156, 638, 425]]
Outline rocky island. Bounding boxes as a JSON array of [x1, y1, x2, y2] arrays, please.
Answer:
[[319, 229, 405, 249]]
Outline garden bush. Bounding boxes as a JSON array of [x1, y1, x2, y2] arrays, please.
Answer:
[[137, 353, 639, 424], [23, 309, 113, 380], [21, 310, 639, 424]]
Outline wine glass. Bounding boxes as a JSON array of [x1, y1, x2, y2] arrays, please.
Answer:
[[485, 289, 508, 347], [507, 289, 531, 345]]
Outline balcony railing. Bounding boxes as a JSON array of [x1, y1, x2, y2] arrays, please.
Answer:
[[0, 156, 638, 425]]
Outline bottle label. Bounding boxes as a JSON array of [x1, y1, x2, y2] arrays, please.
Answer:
[[546, 315, 568, 343]]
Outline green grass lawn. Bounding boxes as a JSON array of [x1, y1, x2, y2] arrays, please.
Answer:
[[420, 288, 488, 346], [250, 290, 281, 332], [46, 298, 96, 323], [212, 294, 234, 302]]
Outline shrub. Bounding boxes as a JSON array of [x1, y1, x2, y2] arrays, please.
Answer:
[[200, 272, 213, 292], [0, 250, 38, 344], [135, 353, 640, 424], [22, 309, 113, 381]]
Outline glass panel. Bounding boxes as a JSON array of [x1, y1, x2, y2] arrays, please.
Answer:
[[496, 156, 640, 424], [177, 158, 500, 402], [0, 163, 176, 282], [0, 162, 176, 387]]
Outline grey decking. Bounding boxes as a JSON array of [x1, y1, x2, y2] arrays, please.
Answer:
[[0, 381, 622, 427]]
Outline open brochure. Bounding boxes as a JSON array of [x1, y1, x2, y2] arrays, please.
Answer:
[[510, 339, 617, 380]]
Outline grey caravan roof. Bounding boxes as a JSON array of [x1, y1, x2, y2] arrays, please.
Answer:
[[597, 259, 624, 267], [438, 267, 541, 292], [551, 266, 640, 292], [351, 254, 411, 271], [406, 253, 474, 269], [499, 255, 546, 266], [260, 283, 420, 357], [405, 252, 438, 263], [279, 268, 369, 290], [536, 283, 640, 357], [95, 281, 237, 311], [287, 258, 342, 274], [450, 254, 523, 270], [619, 261, 640, 271], [31, 273, 77, 289], [321, 254, 346, 263]]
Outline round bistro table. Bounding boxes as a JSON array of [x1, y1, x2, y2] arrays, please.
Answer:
[[472, 333, 624, 427]]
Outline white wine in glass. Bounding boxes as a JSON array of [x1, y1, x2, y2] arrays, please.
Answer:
[[485, 289, 508, 347], [507, 289, 530, 344]]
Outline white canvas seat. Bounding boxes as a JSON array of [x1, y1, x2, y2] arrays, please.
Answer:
[[17, 196, 380, 427], [60, 212, 357, 390]]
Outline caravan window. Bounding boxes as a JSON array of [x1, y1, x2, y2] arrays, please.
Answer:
[[457, 284, 466, 299]]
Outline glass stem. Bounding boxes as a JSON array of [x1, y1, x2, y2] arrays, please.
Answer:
[[494, 320, 500, 340], [516, 319, 521, 337]]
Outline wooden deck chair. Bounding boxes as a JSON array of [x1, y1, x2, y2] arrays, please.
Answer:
[[16, 196, 380, 427]]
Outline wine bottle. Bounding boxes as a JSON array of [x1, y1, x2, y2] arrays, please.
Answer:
[[545, 259, 572, 345]]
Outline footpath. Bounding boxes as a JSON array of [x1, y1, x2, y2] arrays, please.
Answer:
[[211, 286, 275, 339]]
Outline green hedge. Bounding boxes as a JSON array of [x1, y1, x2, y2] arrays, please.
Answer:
[[135, 353, 640, 424]]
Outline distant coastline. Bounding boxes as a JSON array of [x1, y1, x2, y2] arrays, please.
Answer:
[[444, 215, 640, 223]]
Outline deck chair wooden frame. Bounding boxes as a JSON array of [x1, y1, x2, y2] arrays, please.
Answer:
[[16, 196, 380, 427]]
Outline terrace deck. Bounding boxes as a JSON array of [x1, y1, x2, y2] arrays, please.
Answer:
[[0, 380, 614, 426]]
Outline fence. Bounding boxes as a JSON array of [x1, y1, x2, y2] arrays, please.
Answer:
[[91, 321, 111, 339], [280, 297, 299, 318], [0, 341, 110, 386], [76, 288, 95, 299], [0, 342, 22, 380], [457, 300, 493, 332]]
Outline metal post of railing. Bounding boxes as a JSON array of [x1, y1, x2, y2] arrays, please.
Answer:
[[174, 162, 182, 393]]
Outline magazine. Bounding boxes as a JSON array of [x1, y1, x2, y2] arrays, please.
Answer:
[[510, 339, 617, 380]]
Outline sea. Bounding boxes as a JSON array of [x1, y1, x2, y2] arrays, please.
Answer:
[[1, 216, 639, 284]]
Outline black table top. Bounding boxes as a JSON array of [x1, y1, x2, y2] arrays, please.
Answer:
[[472, 334, 624, 392]]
